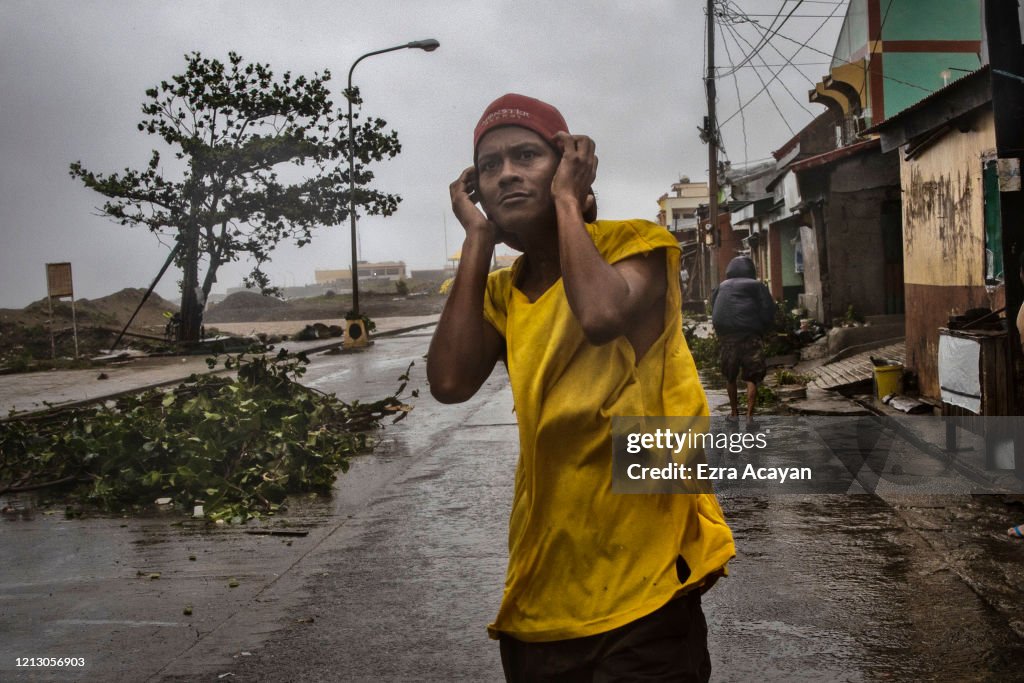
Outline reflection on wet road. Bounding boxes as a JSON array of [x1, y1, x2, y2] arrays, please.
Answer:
[[710, 494, 1024, 681]]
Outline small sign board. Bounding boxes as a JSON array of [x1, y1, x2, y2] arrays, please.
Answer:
[[44, 262, 79, 359], [46, 262, 74, 298], [997, 158, 1021, 192]]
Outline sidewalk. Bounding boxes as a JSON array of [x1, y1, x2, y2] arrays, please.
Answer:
[[782, 341, 1024, 493], [0, 315, 439, 416]]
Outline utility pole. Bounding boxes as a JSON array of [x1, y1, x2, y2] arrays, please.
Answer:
[[706, 0, 720, 291]]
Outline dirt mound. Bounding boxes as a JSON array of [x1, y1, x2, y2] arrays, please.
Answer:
[[204, 291, 292, 323], [204, 290, 447, 324], [80, 288, 178, 330], [0, 288, 179, 364], [2, 288, 177, 331]]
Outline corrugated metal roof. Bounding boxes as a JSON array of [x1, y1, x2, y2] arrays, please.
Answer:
[[789, 138, 881, 173]]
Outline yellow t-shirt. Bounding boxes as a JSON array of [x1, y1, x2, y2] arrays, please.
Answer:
[[1017, 301, 1024, 351], [482, 219, 735, 642]]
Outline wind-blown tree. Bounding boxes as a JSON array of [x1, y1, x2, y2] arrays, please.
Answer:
[[70, 51, 401, 341]]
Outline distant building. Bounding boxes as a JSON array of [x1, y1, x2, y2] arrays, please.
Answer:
[[656, 177, 708, 301], [657, 177, 707, 243], [315, 261, 408, 284], [410, 269, 449, 282]]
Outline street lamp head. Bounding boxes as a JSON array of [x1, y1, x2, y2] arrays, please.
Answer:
[[407, 39, 440, 52]]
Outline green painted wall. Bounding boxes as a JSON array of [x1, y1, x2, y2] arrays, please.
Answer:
[[880, 0, 981, 41], [883, 52, 983, 117]]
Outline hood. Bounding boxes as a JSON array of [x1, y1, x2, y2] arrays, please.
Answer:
[[724, 256, 757, 280]]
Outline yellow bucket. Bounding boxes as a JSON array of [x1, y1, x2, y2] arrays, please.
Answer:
[[873, 364, 903, 399]]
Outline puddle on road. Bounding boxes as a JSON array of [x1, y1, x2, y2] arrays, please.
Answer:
[[715, 494, 1024, 681], [0, 492, 39, 521]]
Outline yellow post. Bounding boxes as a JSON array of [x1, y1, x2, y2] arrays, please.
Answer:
[[345, 318, 369, 348]]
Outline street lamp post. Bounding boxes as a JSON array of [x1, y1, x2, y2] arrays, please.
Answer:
[[346, 38, 440, 318]]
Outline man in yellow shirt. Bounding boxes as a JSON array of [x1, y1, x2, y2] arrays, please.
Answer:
[[427, 93, 734, 681]]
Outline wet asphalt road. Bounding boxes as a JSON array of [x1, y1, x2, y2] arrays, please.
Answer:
[[3, 329, 1024, 681]]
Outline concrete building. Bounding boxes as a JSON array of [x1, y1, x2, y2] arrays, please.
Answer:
[[814, 0, 982, 133], [752, 0, 983, 325], [869, 66, 1015, 410], [656, 177, 708, 300], [657, 177, 708, 240], [315, 261, 408, 284]]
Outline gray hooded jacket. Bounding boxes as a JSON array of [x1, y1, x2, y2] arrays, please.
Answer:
[[710, 256, 775, 338]]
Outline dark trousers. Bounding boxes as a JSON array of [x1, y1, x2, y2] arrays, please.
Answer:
[[498, 592, 711, 682]]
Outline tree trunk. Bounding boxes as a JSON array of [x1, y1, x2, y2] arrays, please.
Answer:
[[199, 222, 227, 311], [178, 223, 203, 343]]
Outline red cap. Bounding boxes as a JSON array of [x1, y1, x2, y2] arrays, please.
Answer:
[[473, 93, 569, 153]]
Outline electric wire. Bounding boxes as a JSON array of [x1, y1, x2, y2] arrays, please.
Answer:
[[721, 0, 820, 87], [714, 0, 789, 77], [720, 4, 819, 117], [719, 0, 841, 128], [718, 0, 806, 78], [736, 2, 935, 95], [718, 13, 752, 161], [718, 62, 831, 68], [720, 18, 798, 134], [741, 13, 845, 18]]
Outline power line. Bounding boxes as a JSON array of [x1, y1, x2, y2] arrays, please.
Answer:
[[719, 1, 841, 127], [714, 0, 788, 76], [718, 15, 752, 160], [716, 62, 831, 68], [717, 0, 806, 78], [738, 5, 937, 95], [722, 1, 821, 91], [721, 0, 821, 86], [741, 13, 845, 18], [720, 18, 800, 133]]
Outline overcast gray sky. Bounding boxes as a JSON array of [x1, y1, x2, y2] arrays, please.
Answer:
[[0, 0, 845, 308]]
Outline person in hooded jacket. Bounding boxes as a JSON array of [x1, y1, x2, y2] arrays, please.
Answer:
[[710, 256, 776, 422]]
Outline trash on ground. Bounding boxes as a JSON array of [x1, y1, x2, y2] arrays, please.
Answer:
[[882, 394, 933, 414]]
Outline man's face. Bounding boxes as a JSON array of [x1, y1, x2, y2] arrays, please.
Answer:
[[475, 126, 559, 232]]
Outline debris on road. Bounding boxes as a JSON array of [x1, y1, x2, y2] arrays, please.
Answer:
[[0, 351, 416, 522]]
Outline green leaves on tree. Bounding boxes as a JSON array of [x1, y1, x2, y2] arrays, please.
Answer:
[[69, 51, 403, 341]]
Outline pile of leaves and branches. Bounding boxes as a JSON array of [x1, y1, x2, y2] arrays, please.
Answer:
[[763, 300, 804, 358], [739, 383, 779, 410], [0, 351, 415, 522], [685, 332, 721, 371]]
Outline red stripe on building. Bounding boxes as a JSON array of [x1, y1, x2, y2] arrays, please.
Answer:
[[882, 40, 982, 53], [870, 52, 886, 121]]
